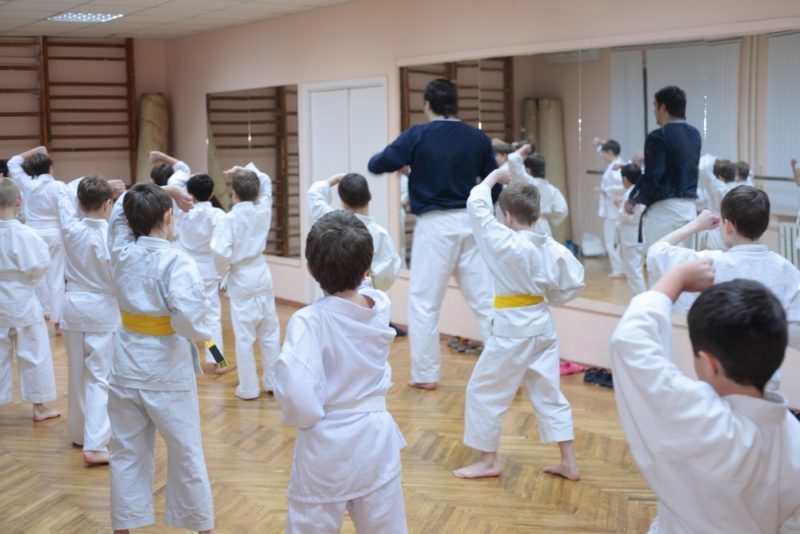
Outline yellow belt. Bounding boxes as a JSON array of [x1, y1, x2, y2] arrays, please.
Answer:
[[493, 294, 545, 308], [121, 311, 175, 336]]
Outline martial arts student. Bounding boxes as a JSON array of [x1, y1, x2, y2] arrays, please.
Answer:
[[58, 176, 119, 465], [0, 178, 59, 422], [107, 183, 215, 534], [625, 86, 701, 252], [7, 146, 67, 334], [616, 164, 646, 296], [453, 168, 584, 480], [148, 150, 190, 186], [507, 148, 569, 238], [172, 173, 226, 369], [734, 160, 753, 184], [611, 261, 800, 532], [368, 78, 499, 390], [647, 186, 800, 392], [274, 210, 407, 534], [210, 164, 279, 400], [306, 172, 403, 296], [698, 155, 740, 215], [593, 138, 626, 277]]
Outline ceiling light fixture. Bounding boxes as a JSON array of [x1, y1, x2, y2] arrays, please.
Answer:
[[48, 12, 124, 23]]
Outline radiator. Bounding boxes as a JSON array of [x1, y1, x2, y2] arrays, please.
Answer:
[[779, 222, 800, 268]]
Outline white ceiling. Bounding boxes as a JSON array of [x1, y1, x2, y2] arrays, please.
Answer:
[[0, 0, 353, 39]]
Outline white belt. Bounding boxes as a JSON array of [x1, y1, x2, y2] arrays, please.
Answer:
[[325, 396, 386, 416]]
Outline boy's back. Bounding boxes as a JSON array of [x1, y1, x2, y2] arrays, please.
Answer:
[[611, 289, 800, 532], [176, 201, 225, 281], [0, 219, 49, 326], [275, 287, 405, 501]]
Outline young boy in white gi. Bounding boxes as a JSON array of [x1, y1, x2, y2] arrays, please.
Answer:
[[274, 210, 407, 534], [307, 172, 403, 294], [593, 138, 626, 277], [617, 163, 646, 296], [175, 174, 226, 368], [647, 186, 800, 391], [611, 261, 800, 533], [210, 164, 279, 400], [507, 148, 569, 238], [453, 169, 584, 480], [7, 146, 67, 334], [107, 183, 216, 534], [0, 178, 59, 422], [58, 176, 119, 465]]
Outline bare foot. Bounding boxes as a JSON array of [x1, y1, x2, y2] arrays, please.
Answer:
[[54, 322, 62, 336], [113, 530, 130, 534], [407, 380, 438, 390], [453, 458, 502, 479], [33, 403, 60, 422], [83, 451, 110, 466], [199, 529, 216, 534], [213, 364, 232, 376], [543, 463, 581, 481]]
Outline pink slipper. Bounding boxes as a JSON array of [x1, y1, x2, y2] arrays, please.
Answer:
[[559, 361, 585, 376]]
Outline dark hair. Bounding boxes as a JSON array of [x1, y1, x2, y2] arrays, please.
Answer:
[[0, 159, 8, 177], [150, 164, 173, 186], [424, 78, 458, 117], [338, 173, 371, 209], [720, 186, 769, 240], [187, 173, 214, 202], [306, 210, 373, 294], [122, 183, 172, 239], [620, 163, 641, 185], [735, 160, 750, 181], [712, 159, 736, 183], [600, 139, 621, 156], [525, 154, 546, 178], [0, 177, 20, 208], [493, 142, 513, 156], [77, 176, 113, 212], [654, 85, 687, 119], [232, 169, 260, 202], [498, 182, 540, 225], [23, 153, 53, 177], [688, 279, 786, 393]]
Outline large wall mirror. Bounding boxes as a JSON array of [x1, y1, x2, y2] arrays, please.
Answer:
[[400, 31, 800, 306], [206, 84, 300, 258]]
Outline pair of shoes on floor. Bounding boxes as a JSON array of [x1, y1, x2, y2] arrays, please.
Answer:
[[583, 367, 613, 388], [390, 322, 407, 337], [447, 336, 483, 354], [559, 361, 585, 376]]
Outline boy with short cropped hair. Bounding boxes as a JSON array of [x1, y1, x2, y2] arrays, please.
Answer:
[[58, 175, 119, 465], [307, 172, 403, 293], [0, 178, 59, 422], [453, 168, 584, 481], [593, 138, 626, 277], [647, 185, 800, 390], [175, 173, 226, 368], [211, 163, 279, 399], [617, 163, 646, 296], [611, 261, 800, 532], [107, 183, 216, 533], [274, 210, 407, 533]]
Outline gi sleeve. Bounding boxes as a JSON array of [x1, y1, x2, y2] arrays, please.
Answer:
[[108, 191, 135, 261], [467, 181, 521, 266], [167, 160, 191, 188], [57, 180, 80, 233], [210, 213, 234, 266], [544, 248, 585, 305], [274, 314, 326, 429], [166, 255, 214, 341], [7, 154, 33, 188], [306, 180, 335, 224], [547, 184, 569, 226], [369, 227, 403, 292]]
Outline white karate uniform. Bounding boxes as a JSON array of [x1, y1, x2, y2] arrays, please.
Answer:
[[507, 153, 568, 237], [697, 153, 743, 215], [57, 183, 119, 453], [210, 162, 280, 398], [274, 288, 407, 534], [617, 186, 646, 296], [647, 241, 800, 391], [107, 192, 215, 532], [0, 219, 56, 404], [611, 291, 800, 533], [8, 155, 67, 324], [307, 180, 403, 291], [463, 182, 584, 451], [599, 157, 626, 274], [642, 198, 696, 255]]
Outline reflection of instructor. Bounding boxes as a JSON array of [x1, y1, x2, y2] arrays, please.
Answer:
[[368, 78, 499, 390], [626, 86, 701, 251]]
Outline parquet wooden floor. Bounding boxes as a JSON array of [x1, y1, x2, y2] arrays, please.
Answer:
[[0, 296, 656, 533]]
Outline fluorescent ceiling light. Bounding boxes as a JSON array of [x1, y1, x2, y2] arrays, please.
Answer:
[[48, 12, 124, 23]]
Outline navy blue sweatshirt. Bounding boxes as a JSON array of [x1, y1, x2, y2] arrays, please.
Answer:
[[368, 119, 500, 215]]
